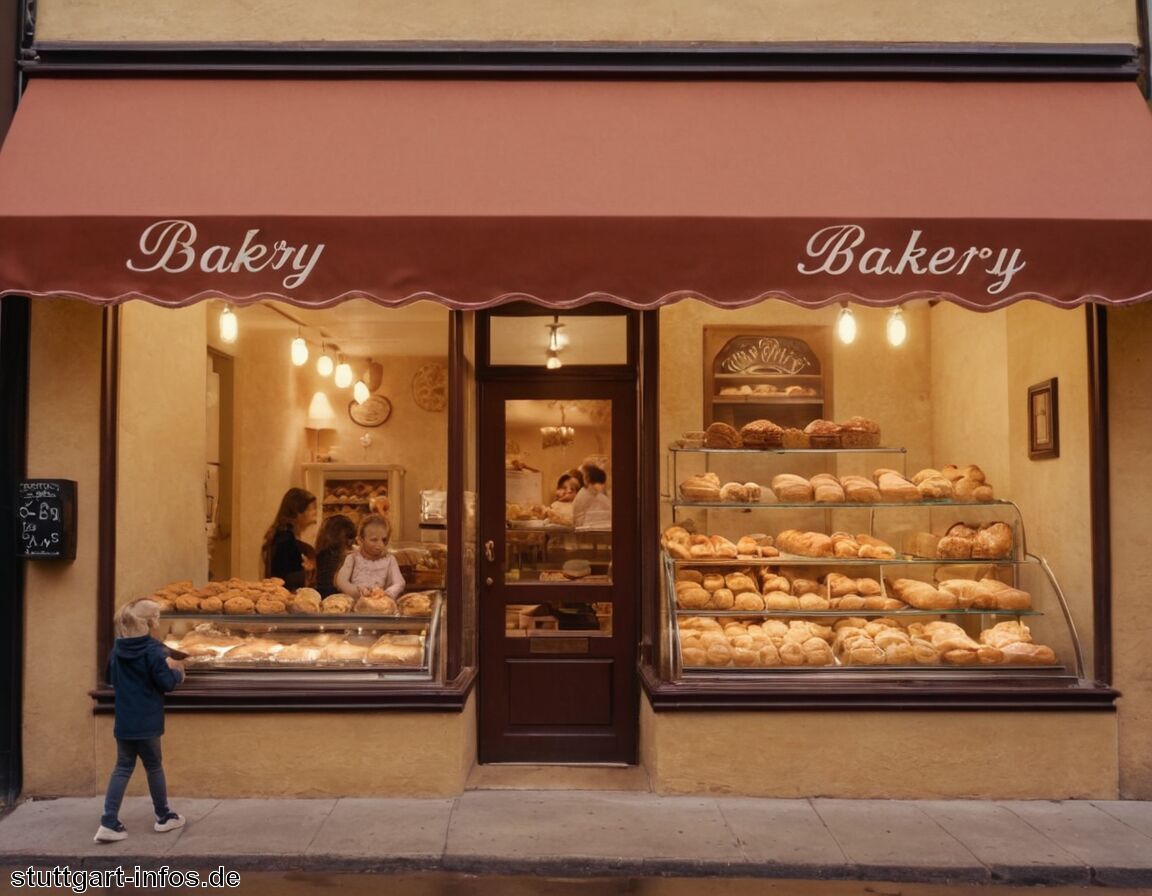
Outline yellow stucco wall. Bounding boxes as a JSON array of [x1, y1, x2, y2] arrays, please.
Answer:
[[641, 695, 1118, 798], [36, 0, 1137, 43], [94, 695, 477, 798], [1109, 302, 1152, 799]]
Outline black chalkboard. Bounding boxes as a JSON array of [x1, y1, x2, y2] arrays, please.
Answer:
[[17, 479, 77, 560]]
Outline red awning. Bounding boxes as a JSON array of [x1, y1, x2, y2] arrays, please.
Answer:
[[0, 77, 1151, 310]]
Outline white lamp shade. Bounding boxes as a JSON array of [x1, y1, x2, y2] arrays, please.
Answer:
[[836, 306, 857, 345], [887, 308, 908, 347], [316, 353, 334, 377], [219, 306, 238, 344], [334, 361, 353, 388], [291, 337, 309, 366], [353, 380, 370, 404], [306, 391, 338, 429]]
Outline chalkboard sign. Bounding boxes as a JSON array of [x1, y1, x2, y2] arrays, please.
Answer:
[[17, 479, 77, 560]]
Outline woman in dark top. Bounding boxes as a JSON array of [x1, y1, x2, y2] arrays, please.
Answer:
[[260, 487, 317, 590], [313, 513, 357, 596]]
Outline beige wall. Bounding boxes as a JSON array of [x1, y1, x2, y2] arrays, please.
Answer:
[[23, 300, 105, 795], [117, 303, 209, 599], [642, 696, 1118, 799], [37, 0, 1137, 43], [96, 696, 477, 798], [1109, 302, 1152, 799]]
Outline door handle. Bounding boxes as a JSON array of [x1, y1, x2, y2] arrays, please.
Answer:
[[484, 539, 495, 563]]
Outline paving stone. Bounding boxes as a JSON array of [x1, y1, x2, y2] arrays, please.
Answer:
[[714, 798, 849, 870], [1092, 800, 1152, 838], [1001, 800, 1152, 869], [166, 798, 335, 859], [307, 798, 453, 859]]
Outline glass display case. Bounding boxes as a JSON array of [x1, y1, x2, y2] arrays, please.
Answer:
[[662, 444, 1083, 680]]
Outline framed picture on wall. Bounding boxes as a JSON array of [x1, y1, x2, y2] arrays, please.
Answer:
[[1028, 378, 1059, 460]]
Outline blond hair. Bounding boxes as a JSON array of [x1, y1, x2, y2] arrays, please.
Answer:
[[116, 599, 161, 637]]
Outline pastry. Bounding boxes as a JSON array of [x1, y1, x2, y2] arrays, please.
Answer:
[[174, 595, 202, 613], [354, 592, 399, 615], [275, 642, 323, 663], [811, 473, 846, 504], [839, 416, 881, 448], [255, 598, 287, 615], [290, 589, 322, 614], [398, 592, 434, 616], [804, 419, 842, 448], [841, 475, 882, 503], [999, 642, 1056, 665], [888, 578, 958, 610], [972, 522, 1013, 559], [199, 596, 223, 614], [709, 535, 739, 558], [365, 634, 424, 666], [735, 536, 763, 557], [719, 482, 750, 503], [776, 529, 833, 557], [704, 422, 742, 449], [223, 596, 255, 615], [739, 419, 784, 448], [320, 594, 354, 614], [223, 638, 283, 661], [771, 474, 814, 503], [874, 469, 921, 503], [317, 642, 369, 664]]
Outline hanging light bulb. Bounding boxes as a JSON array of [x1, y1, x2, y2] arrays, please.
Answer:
[[546, 349, 562, 370], [219, 305, 238, 344], [886, 306, 908, 347], [316, 344, 334, 377], [290, 331, 309, 366], [353, 379, 370, 404], [545, 316, 566, 369], [836, 304, 857, 345], [334, 355, 354, 388]]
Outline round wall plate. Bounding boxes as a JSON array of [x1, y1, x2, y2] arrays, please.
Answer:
[[349, 394, 392, 427]]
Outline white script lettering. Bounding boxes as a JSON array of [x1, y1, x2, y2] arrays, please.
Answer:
[[797, 224, 1026, 295], [126, 219, 325, 290]]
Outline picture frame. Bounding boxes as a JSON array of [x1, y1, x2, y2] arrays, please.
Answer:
[[1027, 378, 1059, 460], [348, 394, 392, 427]]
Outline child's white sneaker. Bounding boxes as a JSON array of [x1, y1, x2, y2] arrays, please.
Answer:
[[154, 812, 185, 832], [94, 822, 127, 842]]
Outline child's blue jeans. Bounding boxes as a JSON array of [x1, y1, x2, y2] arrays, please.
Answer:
[[101, 736, 169, 827]]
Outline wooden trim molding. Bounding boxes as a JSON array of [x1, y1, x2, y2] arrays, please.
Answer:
[[95, 305, 118, 682], [18, 40, 1140, 79], [1087, 304, 1112, 684]]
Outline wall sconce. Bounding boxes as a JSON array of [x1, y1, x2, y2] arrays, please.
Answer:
[[290, 330, 309, 366], [305, 391, 338, 462], [836, 304, 857, 345], [219, 305, 238, 344], [316, 343, 334, 377], [886, 306, 908, 347], [545, 316, 566, 370], [334, 355, 353, 389]]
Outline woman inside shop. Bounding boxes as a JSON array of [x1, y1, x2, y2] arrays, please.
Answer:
[[546, 468, 585, 527], [260, 487, 317, 590], [572, 464, 611, 530]]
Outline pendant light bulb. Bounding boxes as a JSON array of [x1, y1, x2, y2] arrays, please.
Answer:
[[886, 306, 908, 347], [546, 350, 562, 371], [316, 345, 334, 377], [353, 379, 370, 404], [836, 305, 857, 345], [291, 334, 309, 366], [334, 356, 354, 389], [219, 305, 238, 344]]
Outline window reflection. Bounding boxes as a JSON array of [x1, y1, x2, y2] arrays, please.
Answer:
[[505, 603, 614, 637], [504, 399, 612, 584]]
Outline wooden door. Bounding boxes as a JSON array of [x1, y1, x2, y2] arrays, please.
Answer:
[[477, 377, 638, 763]]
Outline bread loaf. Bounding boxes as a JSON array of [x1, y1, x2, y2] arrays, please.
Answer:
[[804, 419, 842, 448], [704, 422, 742, 449], [841, 475, 882, 503], [739, 419, 784, 448], [781, 428, 809, 449], [889, 578, 958, 610], [999, 642, 1056, 665], [811, 473, 846, 503], [771, 474, 814, 503], [710, 535, 739, 558], [874, 470, 921, 503], [839, 416, 881, 448], [679, 473, 722, 502], [972, 522, 1013, 559], [719, 482, 750, 503], [776, 529, 834, 557]]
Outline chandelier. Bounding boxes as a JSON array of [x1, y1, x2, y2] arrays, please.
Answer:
[[541, 404, 576, 449]]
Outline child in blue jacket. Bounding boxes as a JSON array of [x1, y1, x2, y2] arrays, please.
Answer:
[[94, 599, 186, 843]]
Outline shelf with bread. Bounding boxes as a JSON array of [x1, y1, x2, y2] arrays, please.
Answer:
[[150, 579, 442, 677], [659, 426, 1082, 680]]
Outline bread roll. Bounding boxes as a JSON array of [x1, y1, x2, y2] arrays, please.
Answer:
[[255, 598, 287, 615], [724, 572, 757, 593], [355, 593, 399, 615], [841, 475, 882, 503], [675, 569, 703, 584], [681, 646, 707, 667], [889, 578, 958, 610], [688, 538, 716, 559], [831, 533, 861, 557], [855, 577, 882, 596], [734, 591, 766, 611], [874, 470, 921, 503], [199, 596, 223, 614], [735, 536, 762, 557], [936, 536, 973, 560], [701, 573, 725, 592], [398, 592, 434, 616], [771, 474, 814, 503], [759, 573, 791, 593], [175, 595, 202, 613], [937, 579, 997, 609], [764, 591, 799, 610], [790, 577, 821, 596], [1000, 642, 1057, 665], [318, 642, 369, 664], [798, 592, 831, 610], [710, 588, 736, 610], [710, 535, 739, 558], [776, 529, 833, 558], [223, 596, 255, 615], [365, 634, 424, 666], [972, 522, 1013, 559], [679, 475, 722, 502], [811, 473, 846, 504], [320, 594, 353, 614], [825, 572, 857, 598], [719, 482, 750, 503], [916, 474, 954, 500]]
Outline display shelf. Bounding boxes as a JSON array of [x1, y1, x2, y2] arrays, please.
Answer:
[[673, 607, 1043, 619], [670, 498, 1015, 510], [665, 553, 1029, 567], [670, 446, 907, 456]]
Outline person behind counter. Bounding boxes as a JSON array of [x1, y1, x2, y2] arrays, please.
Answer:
[[546, 468, 585, 527], [314, 513, 357, 596], [260, 487, 317, 590], [572, 464, 612, 530], [94, 599, 185, 843], [334, 513, 406, 599]]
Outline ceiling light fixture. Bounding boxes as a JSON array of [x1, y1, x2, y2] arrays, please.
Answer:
[[290, 330, 309, 366], [353, 379, 370, 404], [836, 304, 857, 345], [886, 306, 908, 347], [219, 305, 238, 344], [545, 316, 566, 369], [334, 355, 354, 389], [316, 344, 334, 377]]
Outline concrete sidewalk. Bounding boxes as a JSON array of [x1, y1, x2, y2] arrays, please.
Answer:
[[2, 792, 1152, 887]]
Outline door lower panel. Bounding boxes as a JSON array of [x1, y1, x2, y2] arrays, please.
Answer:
[[507, 658, 614, 727]]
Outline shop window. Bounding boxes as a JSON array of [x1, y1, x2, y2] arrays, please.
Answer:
[[489, 314, 628, 366]]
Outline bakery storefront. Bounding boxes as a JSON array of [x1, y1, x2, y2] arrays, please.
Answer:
[[2, 76, 1152, 799]]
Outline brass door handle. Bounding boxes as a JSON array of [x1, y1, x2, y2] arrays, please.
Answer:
[[484, 539, 495, 563]]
